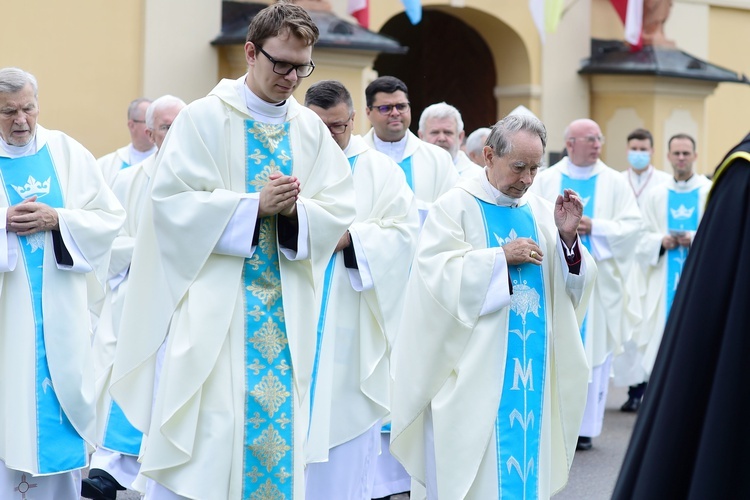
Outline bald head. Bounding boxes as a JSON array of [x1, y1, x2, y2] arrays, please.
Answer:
[[564, 119, 603, 167]]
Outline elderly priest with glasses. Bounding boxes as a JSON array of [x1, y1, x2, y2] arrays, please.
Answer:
[[108, 3, 355, 499], [390, 114, 596, 499], [531, 118, 642, 451], [0, 67, 124, 499]]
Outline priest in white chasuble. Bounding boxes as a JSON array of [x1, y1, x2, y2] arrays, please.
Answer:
[[84, 96, 186, 500], [390, 114, 596, 500], [303, 80, 419, 500], [634, 134, 711, 379], [530, 119, 641, 450], [108, 4, 356, 500], [0, 67, 125, 498]]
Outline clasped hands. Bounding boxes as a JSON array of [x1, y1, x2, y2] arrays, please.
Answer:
[[6, 196, 59, 235], [662, 233, 691, 250], [258, 172, 300, 218], [502, 189, 583, 266]]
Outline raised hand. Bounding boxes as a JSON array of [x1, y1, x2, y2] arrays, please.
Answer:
[[555, 188, 583, 247]]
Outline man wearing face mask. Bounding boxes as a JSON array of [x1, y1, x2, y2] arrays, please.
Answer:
[[614, 128, 671, 413], [622, 129, 672, 204]]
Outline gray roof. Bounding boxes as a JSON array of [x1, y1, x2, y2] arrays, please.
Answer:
[[212, 1, 407, 54], [579, 39, 750, 85]]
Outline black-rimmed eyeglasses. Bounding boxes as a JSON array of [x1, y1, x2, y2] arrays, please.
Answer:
[[326, 116, 353, 135], [368, 103, 410, 115], [255, 44, 315, 78]]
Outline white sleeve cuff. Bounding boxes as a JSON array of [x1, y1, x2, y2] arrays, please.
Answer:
[[279, 201, 309, 261], [214, 194, 259, 258], [57, 217, 93, 273], [588, 218, 613, 260], [479, 248, 512, 316], [0, 208, 18, 272], [347, 229, 374, 292]]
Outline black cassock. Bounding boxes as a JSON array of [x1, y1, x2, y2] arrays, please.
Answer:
[[613, 133, 750, 500]]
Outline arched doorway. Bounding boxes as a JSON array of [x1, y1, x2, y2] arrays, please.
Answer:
[[374, 9, 497, 136]]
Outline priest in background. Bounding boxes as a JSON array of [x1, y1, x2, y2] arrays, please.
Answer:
[[531, 118, 641, 450], [303, 80, 419, 500], [613, 132, 750, 499]]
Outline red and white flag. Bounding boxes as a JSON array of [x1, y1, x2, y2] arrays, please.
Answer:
[[348, 0, 369, 28], [610, 0, 644, 49]]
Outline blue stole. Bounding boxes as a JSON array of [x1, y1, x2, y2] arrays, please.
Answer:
[[120, 159, 129, 170], [309, 154, 358, 426], [0, 145, 86, 473], [476, 199, 548, 500], [102, 400, 142, 455], [559, 173, 597, 343], [398, 156, 414, 191], [241, 121, 295, 498], [665, 188, 700, 314]]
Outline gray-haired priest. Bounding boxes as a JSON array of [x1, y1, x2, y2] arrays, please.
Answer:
[[390, 114, 596, 499], [0, 67, 125, 498]]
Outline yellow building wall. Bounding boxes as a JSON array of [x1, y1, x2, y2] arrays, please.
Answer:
[[706, 5, 750, 170], [0, 1, 144, 158]]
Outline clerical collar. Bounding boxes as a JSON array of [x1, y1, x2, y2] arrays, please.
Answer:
[[480, 167, 523, 207], [0, 133, 37, 158], [565, 158, 596, 179], [342, 138, 353, 157], [373, 133, 407, 163], [243, 84, 288, 125], [128, 143, 156, 165], [674, 174, 695, 186]]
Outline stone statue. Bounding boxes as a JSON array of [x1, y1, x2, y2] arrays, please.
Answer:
[[642, 0, 676, 47]]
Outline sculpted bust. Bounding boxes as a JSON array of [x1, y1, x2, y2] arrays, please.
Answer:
[[642, 0, 676, 47]]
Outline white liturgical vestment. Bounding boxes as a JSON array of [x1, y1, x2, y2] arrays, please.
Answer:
[[390, 170, 596, 499]]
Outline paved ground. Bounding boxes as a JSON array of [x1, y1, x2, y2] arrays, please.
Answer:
[[554, 383, 637, 499], [107, 383, 635, 499]]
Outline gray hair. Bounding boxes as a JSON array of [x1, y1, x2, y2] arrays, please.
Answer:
[[0, 67, 38, 96], [145, 95, 186, 129], [418, 102, 464, 133], [127, 97, 152, 121], [486, 115, 547, 157], [465, 127, 491, 156]]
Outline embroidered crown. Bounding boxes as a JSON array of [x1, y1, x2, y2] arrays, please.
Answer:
[[670, 204, 695, 220], [12, 175, 51, 199]]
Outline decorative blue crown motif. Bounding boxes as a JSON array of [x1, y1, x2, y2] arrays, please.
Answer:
[[670, 204, 695, 220], [12, 175, 51, 199]]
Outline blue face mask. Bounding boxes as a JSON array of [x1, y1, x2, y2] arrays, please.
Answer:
[[628, 150, 651, 170]]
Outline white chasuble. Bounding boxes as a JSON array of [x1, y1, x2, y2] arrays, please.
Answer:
[[531, 160, 641, 367], [306, 135, 418, 462], [93, 156, 155, 457], [0, 146, 86, 473], [390, 173, 595, 500], [109, 78, 355, 499], [635, 175, 711, 375], [0, 126, 125, 476]]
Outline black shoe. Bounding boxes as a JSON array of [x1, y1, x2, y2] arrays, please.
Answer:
[[81, 469, 125, 500], [576, 436, 593, 451], [620, 396, 641, 413]]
